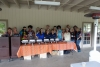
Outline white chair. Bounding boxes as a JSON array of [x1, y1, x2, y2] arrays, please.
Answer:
[[29, 39, 35, 45], [50, 39, 54, 43], [55, 38, 59, 43], [21, 40, 28, 45], [44, 39, 49, 43], [36, 39, 42, 44]]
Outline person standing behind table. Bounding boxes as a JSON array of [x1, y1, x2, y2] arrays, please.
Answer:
[[63, 28, 70, 41], [45, 25, 50, 32], [70, 28, 75, 42], [19, 26, 28, 40], [63, 28, 71, 54], [57, 25, 63, 41], [36, 28, 45, 41], [36, 27, 40, 34], [2, 27, 13, 37], [73, 25, 78, 42], [50, 29, 57, 39], [12, 27, 19, 37], [76, 28, 82, 52], [53, 26, 57, 33], [44, 29, 51, 39], [27, 25, 35, 39], [66, 25, 70, 32]]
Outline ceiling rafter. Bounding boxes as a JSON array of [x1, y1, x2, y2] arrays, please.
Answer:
[[38, 5, 41, 9], [47, 0, 55, 10], [70, 0, 99, 12], [38, 0, 42, 9], [0, 0, 10, 8], [63, 0, 84, 11], [84, 10, 91, 13], [27, 0, 30, 9], [47, 5, 51, 10], [55, 0, 70, 10], [78, 0, 100, 12], [13, 0, 20, 8]]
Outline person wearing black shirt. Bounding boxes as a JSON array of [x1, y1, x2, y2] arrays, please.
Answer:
[[44, 29, 50, 39], [76, 28, 82, 52], [70, 28, 75, 42], [50, 29, 57, 39]]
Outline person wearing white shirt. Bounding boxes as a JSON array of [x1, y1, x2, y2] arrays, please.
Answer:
[[63, 28, 71, 54], [63, 28, 70, 41]]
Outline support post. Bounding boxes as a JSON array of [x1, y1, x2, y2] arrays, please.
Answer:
[[93, 19, 98, 51]]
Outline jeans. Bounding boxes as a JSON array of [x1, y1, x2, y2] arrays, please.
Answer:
[[76, 40, 81, 51], [71, 39, 75, 42]]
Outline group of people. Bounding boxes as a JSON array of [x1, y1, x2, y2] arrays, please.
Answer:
[[2, 25, 82, 52]]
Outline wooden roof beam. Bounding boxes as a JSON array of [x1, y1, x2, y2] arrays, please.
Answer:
[[13, 0, 20, 8], [0, 0, 10, 8]]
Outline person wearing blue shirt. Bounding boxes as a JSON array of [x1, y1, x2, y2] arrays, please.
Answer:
[[57, 25, 62, 41], [36, 28, 44, 41], [50, 29, 57, 39], [76, 28, 82, 52], [44, 29, 50, 39]]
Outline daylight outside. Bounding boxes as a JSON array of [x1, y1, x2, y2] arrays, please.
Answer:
[[0, 22, 6, 37]]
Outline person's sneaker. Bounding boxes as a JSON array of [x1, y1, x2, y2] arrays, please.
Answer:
[[78, 50, 81, 52]]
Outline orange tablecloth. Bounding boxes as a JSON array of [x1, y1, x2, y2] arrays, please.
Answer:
[[17, 42, 77, 57]]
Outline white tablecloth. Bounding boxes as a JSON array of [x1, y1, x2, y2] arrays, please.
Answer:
[[71, 61, 100, 67]]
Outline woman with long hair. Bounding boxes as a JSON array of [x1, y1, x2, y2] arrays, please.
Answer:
[[36, 28, 45, 41], [44, 29, 50, 39], [70, 28, 75, 42], [76, 27, 82, 52], [12, 27, 19, 37]]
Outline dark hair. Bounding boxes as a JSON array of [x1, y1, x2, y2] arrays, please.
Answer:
[[39, 28, 43, 35], [28, 25, 33, 29], [73, 25, 78, 28], [51, 29, 54, 31], [23, 26, 26, 28], [57, 25, 61, 29], [8, 27, 12, 30], [54, 26, 56, 27]]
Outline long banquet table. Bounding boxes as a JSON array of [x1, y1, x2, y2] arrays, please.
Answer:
[[17, 42, 77, 57]]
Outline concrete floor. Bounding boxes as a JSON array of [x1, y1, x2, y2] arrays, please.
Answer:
[[0, 47, 100, 67]]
